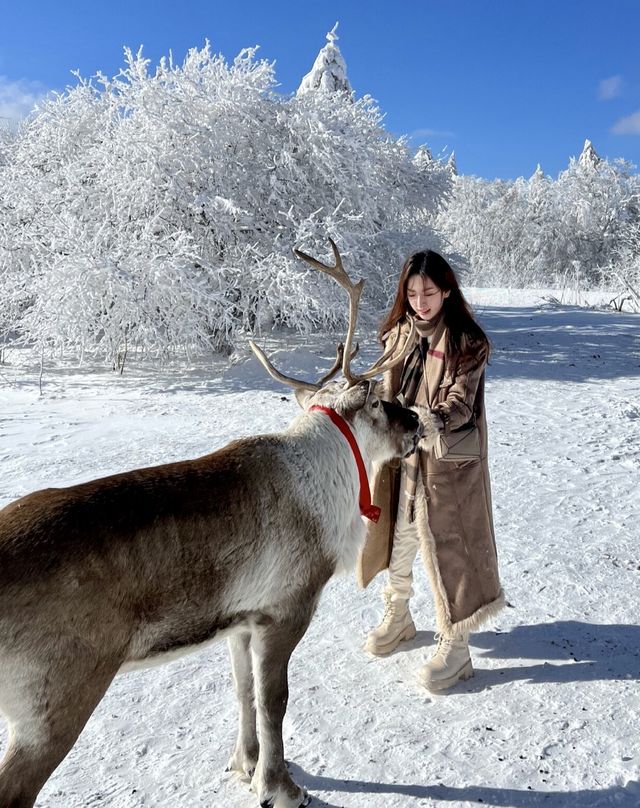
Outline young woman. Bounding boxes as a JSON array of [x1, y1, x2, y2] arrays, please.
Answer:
[[357, 250, 505, 692]]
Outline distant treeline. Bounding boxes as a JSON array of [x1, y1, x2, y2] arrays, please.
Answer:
[[1, 45, 638, 368]]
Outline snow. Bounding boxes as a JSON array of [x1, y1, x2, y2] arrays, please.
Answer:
[[1, 294, 639, 807], [579, 139, 601, 169], [2, 42, 451, 361], [297, 24, 353, 97]]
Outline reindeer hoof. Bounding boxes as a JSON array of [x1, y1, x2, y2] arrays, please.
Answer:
[[258, 796, 310, 808], [227, 748, 258, 782], [226, 764, 255, 779]]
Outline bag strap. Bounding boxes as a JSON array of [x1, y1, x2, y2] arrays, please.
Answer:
[[443, 413, 477, 436]]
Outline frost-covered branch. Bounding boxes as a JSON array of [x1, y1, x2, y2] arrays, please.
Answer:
[[1, 43, 450, 365]]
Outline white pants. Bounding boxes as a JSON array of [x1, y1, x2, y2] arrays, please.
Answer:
[[384, 473, 421, 601]]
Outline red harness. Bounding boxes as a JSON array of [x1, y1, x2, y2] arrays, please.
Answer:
[[309, 405, 381, 523]]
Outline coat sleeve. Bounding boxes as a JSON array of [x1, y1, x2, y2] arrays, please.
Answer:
[[432, 344, 488, 430]]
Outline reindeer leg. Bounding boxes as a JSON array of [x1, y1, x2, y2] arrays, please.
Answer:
[[0, 648, 120, 808], [226, 631, 259, 781], [250, 617, 312, 808]]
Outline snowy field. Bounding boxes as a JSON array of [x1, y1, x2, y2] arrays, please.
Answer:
[[1, 291, 639, 807]]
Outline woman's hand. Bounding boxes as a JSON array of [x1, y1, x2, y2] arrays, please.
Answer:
[[410, 404, 444, 451]]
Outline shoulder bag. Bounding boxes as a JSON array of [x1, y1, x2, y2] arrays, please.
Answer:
[[434, 418, 481, 462]]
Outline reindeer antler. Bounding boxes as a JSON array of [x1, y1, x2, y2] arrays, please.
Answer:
[[249, 340, 359, 393], [350, 319, 416, 380], [318, 342, 360, 386], [294, 238, 416, 384], [249, 238, 416, 390], [293, 238, 364, 386], [249, 340, 320, 393]]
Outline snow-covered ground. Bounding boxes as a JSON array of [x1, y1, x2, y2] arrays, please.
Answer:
[[1, 293, 639, 807]]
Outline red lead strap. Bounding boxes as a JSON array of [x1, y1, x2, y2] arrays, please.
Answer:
[[309, 405, 381, 523]]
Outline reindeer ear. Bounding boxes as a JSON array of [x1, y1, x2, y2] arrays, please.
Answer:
[[340, 379, 371, 413], [369, 379, 384, 397], [295, 388, 315, 409], [357, 378, 373, 401]]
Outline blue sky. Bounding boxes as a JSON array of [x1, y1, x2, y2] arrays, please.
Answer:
[[1, 0, 639, 180]]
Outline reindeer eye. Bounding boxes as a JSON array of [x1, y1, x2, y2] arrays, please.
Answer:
[[371, 399, 380, 409]]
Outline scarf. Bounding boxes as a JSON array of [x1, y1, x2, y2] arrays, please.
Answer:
[[395, 315, 448, 522]]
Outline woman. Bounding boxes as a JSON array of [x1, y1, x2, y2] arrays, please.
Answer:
[[357, 250, 505, 692]]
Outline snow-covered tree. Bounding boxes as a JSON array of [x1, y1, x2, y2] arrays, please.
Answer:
[[612, 229, 640, 311], [1, 37, 450, 364], [297, 24, 352, 97], [438, 140, 640, 289], [578, 138, 600, 170], [554, 141, 637, 286], [437, 174, 528, 285]]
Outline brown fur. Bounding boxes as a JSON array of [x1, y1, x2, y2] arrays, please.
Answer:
[[0, 381, 420, 808]]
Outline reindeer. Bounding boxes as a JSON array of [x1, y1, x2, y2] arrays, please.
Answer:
[[0, 240, 431, 808]]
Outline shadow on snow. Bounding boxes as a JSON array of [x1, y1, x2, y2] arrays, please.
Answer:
[[4, 304, 639, 395], [290, 763, 640, 808], [477, 305, 640, 384], [466, 619, 640, 689]]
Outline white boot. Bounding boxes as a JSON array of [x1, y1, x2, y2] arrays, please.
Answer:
[[364, 593, 416, 655], [418, 633, 473, 692]]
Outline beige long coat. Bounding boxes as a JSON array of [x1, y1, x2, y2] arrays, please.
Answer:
[[357, 320, 505, 635]]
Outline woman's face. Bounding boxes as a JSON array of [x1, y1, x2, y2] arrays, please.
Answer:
[[406, 274, 449, 321]]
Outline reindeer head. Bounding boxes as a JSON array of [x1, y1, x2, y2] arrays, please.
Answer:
[[250, 239, 422, 463]]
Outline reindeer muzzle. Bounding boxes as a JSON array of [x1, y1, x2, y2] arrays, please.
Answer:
[[382, 401, 421, 456]]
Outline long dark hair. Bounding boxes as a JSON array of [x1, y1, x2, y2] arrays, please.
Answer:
[[379, 250, 490, 361]]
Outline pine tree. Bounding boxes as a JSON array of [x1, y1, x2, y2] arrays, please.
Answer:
[[297, 24, 353, 97]]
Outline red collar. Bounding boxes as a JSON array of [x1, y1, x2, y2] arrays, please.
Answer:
[[309, 405, 381, 523]]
